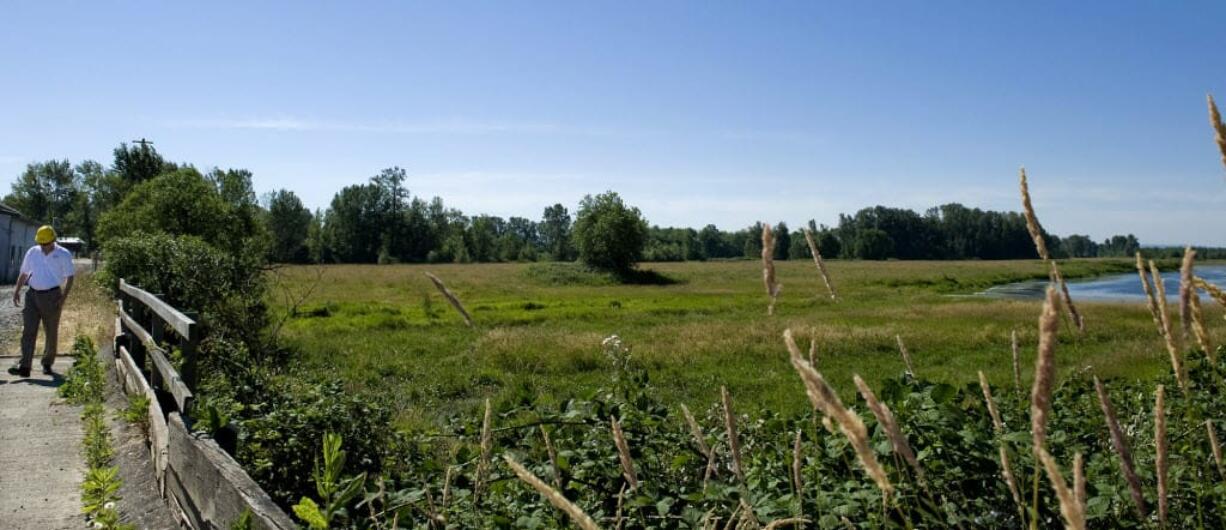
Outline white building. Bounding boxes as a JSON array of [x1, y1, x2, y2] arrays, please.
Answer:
[[0, 203, 41, 284]]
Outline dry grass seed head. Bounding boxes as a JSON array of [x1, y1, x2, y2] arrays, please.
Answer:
[[896, 334, 914, 376], [1136, 251, 1164, 335], [855, 374, 923, 481], [503, 455, 602, 530], [611, 417, 640, 489], [1093, 376, 1147, 517], [1210, 94, 1226, 172], [1207, 421, 1225, 481], [1018, 167, 1051, 260], [803, 228, 838, 300], [424, 271, 474, 327], [1011, 330, 1022, 390], [1037, 448, 1087, 530], [1030, 286, 1060, 452], [721, 386, 746, 484], [1179, 246, 1196, 340], [787, 354, 892, 497], [978, 371, 1004, 432], [681, 404, 711, 459], [1051, 262, 1085, 332], [1150, 261, 1189, 392]]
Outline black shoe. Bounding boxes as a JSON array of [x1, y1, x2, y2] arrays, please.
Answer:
[[42, 364, 53, 375], [7, 365, 30, 377]]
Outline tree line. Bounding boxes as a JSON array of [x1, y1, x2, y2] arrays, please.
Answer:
[[7, 141, 1225, 265]]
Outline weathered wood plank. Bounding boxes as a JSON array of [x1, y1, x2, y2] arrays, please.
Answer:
[[117, 346, 171, 484], [116, 345, 142, 395], [149, 348, 193, 414], [119, 306, 193, 413], [119, 279, 196, 339], [167, 414, 297, 530], [118, 305, 154, 349]]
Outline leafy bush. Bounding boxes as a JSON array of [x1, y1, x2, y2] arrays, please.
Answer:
[[272, 337, 1226, 529], [572, 191, 648, 274], [98, 233, 269, 353], [229, 376, 396, 508]]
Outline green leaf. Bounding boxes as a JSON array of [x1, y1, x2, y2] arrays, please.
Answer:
[[292, 497, 329, 529]]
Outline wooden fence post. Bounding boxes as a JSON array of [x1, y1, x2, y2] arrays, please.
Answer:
[[180, 310, 198, 395]]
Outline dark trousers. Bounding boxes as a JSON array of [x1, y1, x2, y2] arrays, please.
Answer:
[[19, 287, 62, 370]]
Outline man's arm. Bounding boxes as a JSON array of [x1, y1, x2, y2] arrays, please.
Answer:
[[12, 272, 27, 306], [61, 275, 73, 303]]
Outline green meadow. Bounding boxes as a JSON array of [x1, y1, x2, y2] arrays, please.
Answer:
[[271, 258, 1218, 429]]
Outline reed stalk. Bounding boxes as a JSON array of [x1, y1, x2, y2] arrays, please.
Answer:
[[1093, 377, 1147, 518], [1037, 448, 1087, 530], [762, 223, 781, 316], [1019, 168, 1050, 261], [784, 335, 893, 499], [539, 426, 562, 490], [1051, 262, 1085, 332], [978, 371, 1004, 431], [476, 398, 493, 501], [681, 404, 712, 460], [1151, 261, 1189, 393], [1030, 286, 1060, 453], [1137, 251, 1164, 335], [896, 335, 915, 376], [791, 429, 803, 499], [1155, 384, 1169, 527], [1207, 421, 1225, 482], [856, 374, 923, 481], [424, 272, 474, 327], [980, 371, 1025, 519], [611, 417, 639, 489], [722, 386, 746, 484], [1209, 94, 1226, 172], [1194, 276, 1226, 312], [1012, 330, 1022, 390], [503, 455, 602, 530], [803, 228, 837, 300], [1191, 286, 1213, 359], [1179, 247, 1196, 341], [763, 517, 809, 529]]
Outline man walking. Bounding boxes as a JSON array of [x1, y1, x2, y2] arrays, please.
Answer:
[[8, 225, 74, 377]]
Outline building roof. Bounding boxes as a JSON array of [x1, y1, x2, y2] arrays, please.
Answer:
[[0, 203, 38, 225]]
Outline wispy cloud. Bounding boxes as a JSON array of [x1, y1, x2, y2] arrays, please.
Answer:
[[170, 117, 611, 136]]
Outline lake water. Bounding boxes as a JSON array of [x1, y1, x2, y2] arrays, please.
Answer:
[[980, 265, 1226, 302]]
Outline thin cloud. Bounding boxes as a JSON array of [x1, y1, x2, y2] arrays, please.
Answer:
[[171, 117, 567, 135]]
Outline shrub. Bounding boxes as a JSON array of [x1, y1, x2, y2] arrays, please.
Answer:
[[98, 233, 269, 350], [572, 191, 648, 274]]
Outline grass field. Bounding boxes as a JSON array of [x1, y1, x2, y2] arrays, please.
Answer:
[[270, 258, 1221, 430]]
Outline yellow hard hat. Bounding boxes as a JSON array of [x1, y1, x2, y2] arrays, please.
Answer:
[[35, 225, 56, 245]]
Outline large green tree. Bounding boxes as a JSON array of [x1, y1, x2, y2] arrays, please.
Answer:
[[266, 190, 313, 263], [572, 191, 648, 273], [540, 203, 574, 261], [4, 159, 79, 226], [96, 167, 265, 253]]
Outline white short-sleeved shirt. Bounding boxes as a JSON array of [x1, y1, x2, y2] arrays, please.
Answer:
[[20, 244, 75, 291]]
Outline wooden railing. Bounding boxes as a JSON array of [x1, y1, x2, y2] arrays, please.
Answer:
[[116, 278, 198, 415], [113, 279, 294, 530]]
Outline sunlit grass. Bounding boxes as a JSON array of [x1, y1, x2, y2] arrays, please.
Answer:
[[271, 258, 1220, 430]]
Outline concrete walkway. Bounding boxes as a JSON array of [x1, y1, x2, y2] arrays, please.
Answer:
[[0, 357, 86, 529]]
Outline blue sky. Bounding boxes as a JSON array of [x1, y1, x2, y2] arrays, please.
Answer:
[[2, 2, 1224, 244]]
